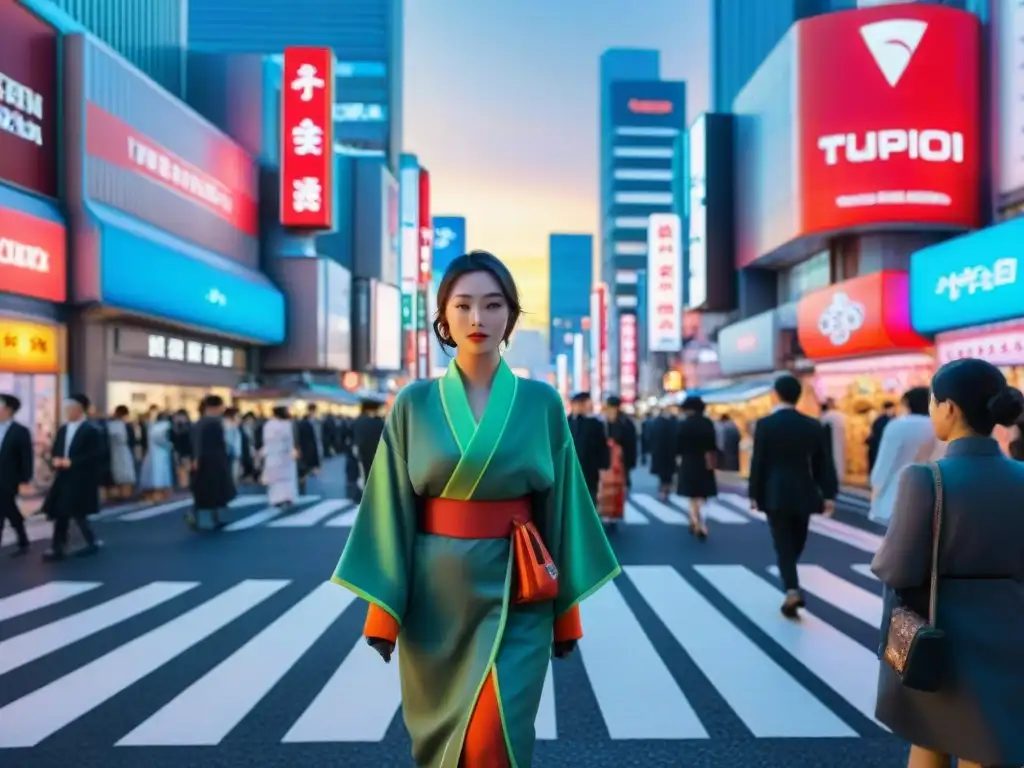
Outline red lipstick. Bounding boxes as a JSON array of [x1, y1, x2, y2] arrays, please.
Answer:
[[467, 333, 489, 341]]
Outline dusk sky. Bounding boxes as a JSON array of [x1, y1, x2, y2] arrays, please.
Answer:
[[404, 0, 710, 331]]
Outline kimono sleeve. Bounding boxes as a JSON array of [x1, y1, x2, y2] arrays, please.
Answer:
[[541, 393, 622, 619], [330, 396, 418, 630]]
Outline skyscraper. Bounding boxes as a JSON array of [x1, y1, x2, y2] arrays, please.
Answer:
[[548, 234, 593, 368], [187, 0, 403, 169]]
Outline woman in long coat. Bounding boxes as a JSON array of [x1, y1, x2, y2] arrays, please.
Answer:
[[675, 395, 718, 540], [107, 405, 136, 498], [138, 413, 174, 500], [872, 359, 1024, 767], [188, 395, 235, 529], [261, 405, 298, 507]]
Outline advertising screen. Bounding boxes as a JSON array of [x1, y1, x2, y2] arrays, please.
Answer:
[[646, 214, 683, 353], [620, 312, 638, 404], [0, 203, 66, 303], [610, 80, 686, 129], [399, 162, 420, 285], [380, 166, 400, 285], [717, 311, 778, 376], [0, 2, 57, 197], [797, 6, 980, 235], [372, 281, 402, 371], [995, 0, 1024, 196], [325, 260, 352, 371], [909, 217, 1024, 334], [432, 216, 466, 293], [418, 169, 432, 287], [687, 116, 707, 309]]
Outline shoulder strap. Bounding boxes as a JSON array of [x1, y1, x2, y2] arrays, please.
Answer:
[[927, 461, 944, 624]]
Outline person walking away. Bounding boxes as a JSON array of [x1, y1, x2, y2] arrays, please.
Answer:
[[0, 393, 33, 557], [261, 404, 299, 508], [716, 414, 741, 471], [748, 375, 837, 617], [871, 358, 1024, 768], [647, 405, 679, 500], [820, 398, 847, 485], [41, 394, 103, 561], [869, 387, 944, 526], [640, 409, 656, 466], [223, 407, 243, 485], [603, 395, 637, 490], [351, 400, 386, 483], [88, 403, 113, 502], [170, 410, 193, 490], [240, 412, 259, 481], [138, 412, 174, 501], [188, 395, 234, 530], [295, 403, 321, 494], [568, 392, 610, 505], [675, 396, 718, 539], [105, 405, 137, 499], [866, 400, 896, 474]]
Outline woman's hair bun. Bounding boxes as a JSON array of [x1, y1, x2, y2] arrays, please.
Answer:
[[986, 386, 1024, 427]]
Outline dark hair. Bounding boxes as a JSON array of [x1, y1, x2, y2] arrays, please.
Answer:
[[931, 358, 1024, 435], [681, 395, 705, 414], [201, 394, 224, 411], [901, 386, 930, 416], [272, 406, 290, 420], [113, 404, 130, 418], [773, 374, 802, 405], [570, 392, 592, 403], [224, 407, 239, 418], [432, 250, 522, 351]]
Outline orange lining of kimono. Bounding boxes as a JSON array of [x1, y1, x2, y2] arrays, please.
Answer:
[[461, 670, 510, 767], [420, 496, 532, 539]]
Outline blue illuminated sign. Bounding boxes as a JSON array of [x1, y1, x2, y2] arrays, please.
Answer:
[[93, 205, 286, 344], [910, 217, 1024, 334], [431, 216, 466, 294]]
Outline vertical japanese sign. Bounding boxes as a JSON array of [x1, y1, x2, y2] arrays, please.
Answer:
[[280, 47, 335, 229], [647, 213, 683, 352], [590, 284, 609, 405], [620, 312, 638, 404], [418, 169, 433, 286]]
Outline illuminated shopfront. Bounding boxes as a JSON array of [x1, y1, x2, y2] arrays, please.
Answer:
[[798, 271, 932, 484]]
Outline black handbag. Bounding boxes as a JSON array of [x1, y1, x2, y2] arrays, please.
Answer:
[[882, 461, 946, 692]]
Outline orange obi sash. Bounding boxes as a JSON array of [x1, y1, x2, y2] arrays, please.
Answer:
[[421, 496, 559, 604]]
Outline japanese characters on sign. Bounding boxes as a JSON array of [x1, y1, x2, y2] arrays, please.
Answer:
[[934, 257, 1018, 302], [280, 47, 335, 229], [0, 320, 59, 373], [620, 312, 638, 405], [146, 334, 235, 368], [646, 213, 683, 353], [937, 325, 1024, 366], [418, 168, 432, 286]]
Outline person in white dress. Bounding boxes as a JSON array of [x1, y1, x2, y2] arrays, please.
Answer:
[[260, 404, 298, 508], [107, 405, 137, 498], [139, 413, 174, 500]]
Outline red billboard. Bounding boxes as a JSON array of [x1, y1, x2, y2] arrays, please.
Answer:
[[797, 5, 980, 234], [620, 312, 638, 405], [418, 168, 432, 286], [280, 47, 335, 229], [0, 205, 66, 303], [0, 2, 57, 198]]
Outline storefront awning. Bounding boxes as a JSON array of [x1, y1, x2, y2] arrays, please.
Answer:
[[88, 203, 286, 345], [232, 384, 362, 407], [700, 379, 775, 404]]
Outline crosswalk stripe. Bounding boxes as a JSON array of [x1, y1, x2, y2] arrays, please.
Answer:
[[284, 614, 401, 743], [670, 495, 749, 524], [578, 579, 708, 739], [695, 565, 885, 730], [118, 582, 351, 746], [767, 565, 883, 627], [810, 517, 883, 554], [627, 566, 855, 737], [0, 581, 102, 623], [117, 498, 196, 521], [851, 564, 878, 580], [622, 501, 649, 524], [91, 500, 152, 521], [628, 495, 689, 525], [1, 521, 51, 547], [268, 500, 351, 528], [536, 662, 557, 740], [223, 497, 321, 531], [324, 508, 359, 527], [0, 582, 199, 676], [0, 579, 289, 748]]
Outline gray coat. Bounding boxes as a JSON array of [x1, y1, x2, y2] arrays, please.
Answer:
[[871, 437, 1024, 765]]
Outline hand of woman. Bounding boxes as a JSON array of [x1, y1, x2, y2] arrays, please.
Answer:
[[552, 640, 576, 659], [367, 637, 395, 663]]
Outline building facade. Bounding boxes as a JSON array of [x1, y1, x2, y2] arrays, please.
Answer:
[[186, 0, 403, 169], [548, 234, 593, 369]]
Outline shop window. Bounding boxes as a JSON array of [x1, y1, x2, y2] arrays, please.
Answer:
[[0, 373, 59, 487], [777, 250, 831, 304], [830, 237, 860, 281]]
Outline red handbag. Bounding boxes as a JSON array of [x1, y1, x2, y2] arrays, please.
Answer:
[[511, 519, 559, 604]]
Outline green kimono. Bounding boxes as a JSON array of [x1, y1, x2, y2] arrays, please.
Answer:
[[331, 359, 621, 767]]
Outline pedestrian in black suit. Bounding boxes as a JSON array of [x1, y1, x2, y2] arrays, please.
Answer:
[[568, 392, 610, 503], [189, 394, 234, 530], [42, 393, 103, 561], [0, 393, 34, 556], [748, 374, 838, 618]]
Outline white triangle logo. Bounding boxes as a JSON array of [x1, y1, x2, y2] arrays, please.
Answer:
[[859, 19, 928, 87]]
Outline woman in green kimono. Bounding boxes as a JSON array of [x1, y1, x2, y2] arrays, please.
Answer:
[[331, 250, 621, 767]]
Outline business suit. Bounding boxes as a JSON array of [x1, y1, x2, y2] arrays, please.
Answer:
[[872, 437, 1024, 766], [748, 406, 837, 595], [569, 414, 610, 502], [44, 419, 103, 559], [0, 419, 33, 553]]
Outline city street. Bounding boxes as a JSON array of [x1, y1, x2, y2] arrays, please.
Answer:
[[0, 461, 906, 768]]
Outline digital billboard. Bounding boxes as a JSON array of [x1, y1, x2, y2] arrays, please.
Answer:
[[995, 0, 1024, 196], [372, 280, 402, 372], [432, 216, 466, 292], [687, 116, 707, 309], [646, 214, 683, 353], [610, 80, 686, 129]]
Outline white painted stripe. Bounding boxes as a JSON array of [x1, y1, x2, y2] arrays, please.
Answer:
[[118, 498, 196, 521], [222, 496, 320, 531], [0, 579, 289, 748], [228, 495, 272, 508], [324, 508, 359, 528], [268, 500, 351, 528], [118, 582, 349, 746], [0, 582, 102, 623], [768, 565, 883, 627], [91, 501, 151, 521], [0, 582, 199, 676], [622, 502, 649, 525], [718, 492, 751, 510], [0, 522, 50, 547], [809, 517, 883, 554], [695, 565, 885, 729], [670, 495, 749, 524], [627, 566, 854, 737], [578, 580, 707, 738], [851, 564, 878, 580], [629, 495, 689, 525], [535, 662, 557, 740], [283, 620, 402, 742]]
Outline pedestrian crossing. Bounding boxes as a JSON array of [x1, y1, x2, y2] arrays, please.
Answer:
[[0, 561, 891, 748]]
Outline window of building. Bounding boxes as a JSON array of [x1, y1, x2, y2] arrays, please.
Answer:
[[613, 216, 650, 229], [614, 242, 647, 256], [613, 146, 674, 159], [615, 270, 639, 284], [614, 191, 674, 205], [614, 168, 674, 182], [777, 250, 831, 304]]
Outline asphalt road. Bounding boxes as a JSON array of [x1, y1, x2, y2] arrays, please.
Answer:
[[0, 461, 906, 767]]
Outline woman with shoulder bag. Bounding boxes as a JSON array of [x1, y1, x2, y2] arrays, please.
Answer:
[[871, 358, 1024, 768]]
